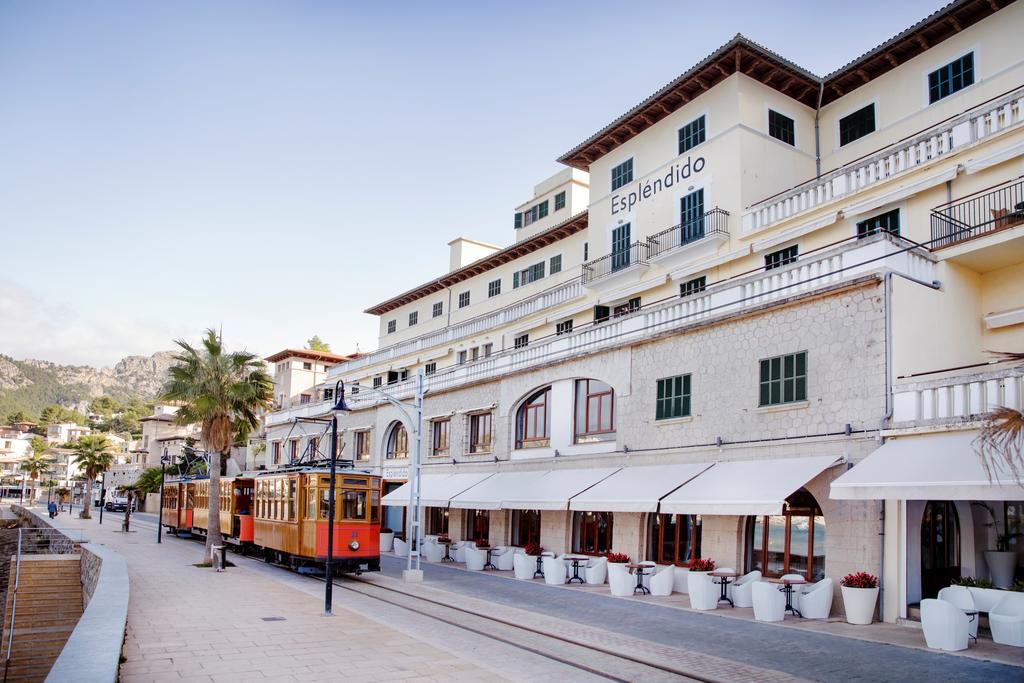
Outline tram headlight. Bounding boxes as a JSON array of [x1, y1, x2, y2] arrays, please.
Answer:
[[348, 540, 360, 551]]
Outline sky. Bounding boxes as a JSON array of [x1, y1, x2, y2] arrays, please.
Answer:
[[0, 0, 944, 367]]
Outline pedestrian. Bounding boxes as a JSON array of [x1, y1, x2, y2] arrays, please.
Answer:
[[47, 500, 57, 519]]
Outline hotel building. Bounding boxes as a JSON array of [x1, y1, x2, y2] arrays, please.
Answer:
[[266, 0, 1024, 620]]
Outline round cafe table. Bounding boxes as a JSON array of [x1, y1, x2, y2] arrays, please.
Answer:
[[709, 570, 740, 607], [767, 576, 806, 617], [562, 554, 589, 584], [437, 539, 454, 562], [626, 563, 652, 595]]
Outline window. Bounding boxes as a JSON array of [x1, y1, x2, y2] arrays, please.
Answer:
[[611, 223, 631, 270], [302, 362, 312, 371], [649, 514, 702, 566], [516, 387, 550, 448], [387, 320, 397, 334], [680, 189, 705, 242], [466, 509, 489, 542], [426, 506, 449, 535], [272, 441, 281, 464], [468, 412, 492, 453], [458, 291, 470, 308], [680, 276, 706, 298], [521, 200, 550, 227], [323, 387, 333, 402], [656, 374, 691, 420], [514, 212, 522, 229], [857, 208, 900, 238], [768, 110, 795, 146], [431, 418, 450, 456], [765, 245, 798, 270], [354, 431, 370, 461], [514, 334, 529, 349], [612, 297, 641, 318], [514, 261, 546, 288], [556, 319, 573, 336], [289, 439, 299, 462], [759, 351, 808, 406], [470, 346, 479, 361], [457, 350, 468, 365], [538, 200, 548, 219], [488, 279, 501, 298], [342, 489, 367, 521], [746, 489, 825, 581], [408, 311, 418, 326], [482, 343, 492, 357], [573, 511, 613, 554], [594, 305, 610, 324], [300, 394, 311, 405], [549, 254, 562, 274], [678, 115, 706, 154], [386, 422, 409, 459], [575, 379, 614, 442], [386, 369, 408, 385], [839, 104, 875, 146], [583, 242, 588, 261], [424, 362, 436, 376], [611, 158, 633, 191], [432, 302, 443, 318], [929, 53, 974, 104], [554, 191, 566, 211], [511, 509, 541, 547], [373, 376, 383, 388]]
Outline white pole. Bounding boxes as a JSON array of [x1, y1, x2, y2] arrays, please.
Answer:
[[402, 370, 425, 582]]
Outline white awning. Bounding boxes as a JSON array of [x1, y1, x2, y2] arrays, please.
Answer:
[[381, 472, 494, 508], [502, 467, 620, 510], [830, 432, 1024, 501], [659, 455, 842, 516], [569, 462, 713, 513], [449, 471, 549, 510]]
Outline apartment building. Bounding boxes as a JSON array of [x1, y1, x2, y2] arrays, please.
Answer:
[[45, 422, 92, 445], [267, 0, 1024, 620]]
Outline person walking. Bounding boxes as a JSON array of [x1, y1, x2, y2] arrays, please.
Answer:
[[47, 500, 57, 519]]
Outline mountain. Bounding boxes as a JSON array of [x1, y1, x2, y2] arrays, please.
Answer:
[[0, 351, 177, 419]]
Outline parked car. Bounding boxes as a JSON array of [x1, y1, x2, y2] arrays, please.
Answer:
[[105, 496, 130, 512]]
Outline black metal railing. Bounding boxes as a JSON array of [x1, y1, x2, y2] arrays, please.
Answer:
[[647, 208, 730, 259], [582, 241, 649, 284], [930, 177, 1024, 248]]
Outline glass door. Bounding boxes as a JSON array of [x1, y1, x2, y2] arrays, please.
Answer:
[[611, 224, 631, 271], [680, 189, 705, 243]]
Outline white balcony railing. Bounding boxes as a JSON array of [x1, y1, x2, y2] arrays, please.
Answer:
[[892, 365, 1024, 425], [268, 233, 934, 426], [743, 86, 1024, 235]]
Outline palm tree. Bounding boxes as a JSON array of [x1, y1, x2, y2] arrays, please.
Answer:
[[976, 351, 1024, 482], [72, 435, 115, 519], [19, 451, 51, 504], [161, 329, 273, 563]]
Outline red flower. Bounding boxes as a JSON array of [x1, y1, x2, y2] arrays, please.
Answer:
[[841, 572, 878, 589], [524, 542, 544, 556], [605, 552, 631, 563], [688, 558, 716, 572], [474, 539, 489, 548]]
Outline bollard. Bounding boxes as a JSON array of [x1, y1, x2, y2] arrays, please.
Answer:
[[212, 545, 226, 572]]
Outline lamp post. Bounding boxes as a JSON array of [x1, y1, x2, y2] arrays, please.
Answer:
[[322, 381, 351, 616], [99, 472, 105, 525], [157, 454, 169, 544]]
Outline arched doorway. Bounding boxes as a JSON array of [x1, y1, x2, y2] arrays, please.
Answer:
[[921, 500, 961, 600]]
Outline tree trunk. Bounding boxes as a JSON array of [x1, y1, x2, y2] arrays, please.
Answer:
[[80, 476, 93, 519], [205, 448, 223, 563]]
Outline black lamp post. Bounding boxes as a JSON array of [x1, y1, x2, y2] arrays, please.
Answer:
[[324, 380, 350, 616], [157, 454, 169, 544]]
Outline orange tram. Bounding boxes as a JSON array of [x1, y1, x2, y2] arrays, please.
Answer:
[[160, 468, 382, 574]]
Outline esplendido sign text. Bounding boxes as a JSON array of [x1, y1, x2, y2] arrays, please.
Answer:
[[611, 155, 706, 215]]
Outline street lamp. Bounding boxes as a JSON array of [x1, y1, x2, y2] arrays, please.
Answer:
[[320, 380, 351, 616], [157, 453, 170, 544]]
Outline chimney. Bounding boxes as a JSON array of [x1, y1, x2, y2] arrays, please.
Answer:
[[447, 237, 500, 272]]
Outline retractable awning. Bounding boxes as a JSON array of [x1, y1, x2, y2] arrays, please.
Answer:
[[449, 471, 549, 510], [502, 467, 620, 510], [830, 431, 1024, 501], [659, 455, 842, 516], [381, 472, 493, 508], [569, 462, 713, 513]]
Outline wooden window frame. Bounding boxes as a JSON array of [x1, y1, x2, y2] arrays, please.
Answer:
[[516, 387, 550, 449], [431, 418, 451, 456], [386, 422, 409, 459], [468, 412, 493, 454], [746, 492, 824, 581], [650, 514, 702, 566], [572, 510, 614, 555], [574, 379, 615, 442]]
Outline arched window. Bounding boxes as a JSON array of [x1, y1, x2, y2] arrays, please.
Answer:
[[574, 379, 614, 442], [516, 387, 551, 449], [385, 422, 408, 459], [745, 488, 826, 581], [648, 514, 702, 566]]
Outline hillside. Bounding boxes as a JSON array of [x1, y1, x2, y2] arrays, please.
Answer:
[[0, 351, 177, 420]]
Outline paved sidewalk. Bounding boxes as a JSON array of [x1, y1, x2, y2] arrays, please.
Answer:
[[378, 555, 1024, 682]]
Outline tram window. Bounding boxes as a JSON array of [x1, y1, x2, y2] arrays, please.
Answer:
[[306, 486, 317, 519], [371, 489, 380, 523], [343, 490, 367, 520], [343, 478, 366, 486], [288, 479, 297, 520], [319, 489, 331, 520]]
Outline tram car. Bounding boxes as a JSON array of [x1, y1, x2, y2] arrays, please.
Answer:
[[191, 477, 256, 545], [159, 479, 196, 533], [253, 468, 382, 573]]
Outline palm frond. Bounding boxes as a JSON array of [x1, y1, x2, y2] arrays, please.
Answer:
[[976, 406, 1024, 484]]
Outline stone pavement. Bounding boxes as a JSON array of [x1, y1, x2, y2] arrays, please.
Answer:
[[377, 555, 1024, 683]]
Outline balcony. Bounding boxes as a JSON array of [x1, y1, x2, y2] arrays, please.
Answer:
[[743, 85, 1024, 235], [582, 242, 650, 287], [647, 208, 729, 267], [892, 364, 1024, 427], [930, 177, 1024, 249]]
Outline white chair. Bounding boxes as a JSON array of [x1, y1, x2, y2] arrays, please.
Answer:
[[752, 581, 786, 622], [608, 562, 634, 596], [513, 552, 535, 580], [687, 572, 718, 610], [585, 557, 608, 585], [464, 546, 487, 571], [649, 564, 675, 596], [731, 570, 762, 608], [920, 598, 969, 651], [672, 567, 690, 594], [543, 555, 567, 585], [393, 538, 409, 558], [937, 586, 978, 638], [450, 541, 467, 563], [990, 593, 1024, 647], [799, 578, 833, 619], [492, 547, 516, 571], [422, 540, 446, 563]]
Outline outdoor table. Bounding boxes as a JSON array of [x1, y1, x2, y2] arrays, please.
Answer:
[[965, 609, 979, 643], [478, 545, 497, 570], [563, 554, 589, 584], [438, 539, 454, 563], [768, 576, 806, 617], [709, 570, 740, 607], [626, 563, 651, 595], [534, 555, 547, 579]]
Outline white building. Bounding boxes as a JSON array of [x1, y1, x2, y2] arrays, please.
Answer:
[[45, 422, 91, 445]]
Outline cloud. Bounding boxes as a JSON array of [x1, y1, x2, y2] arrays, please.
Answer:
[[0, 279, 181, 367]]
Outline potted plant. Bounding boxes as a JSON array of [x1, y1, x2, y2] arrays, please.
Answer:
[[686, 558, 717, 610], [605, 552, 630, 563], [972, 503, 1020, 589], [379, 527, 395, 552], [840, 572, 879, 625], [524, 542, 544, 558], [475, 538, 489, 548]]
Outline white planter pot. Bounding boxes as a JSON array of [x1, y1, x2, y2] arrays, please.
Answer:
[[688, 571, 718, 610], [985, 550, 1019, 589], [379, 532, 395, 552], [841, 586, 878, 625]]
